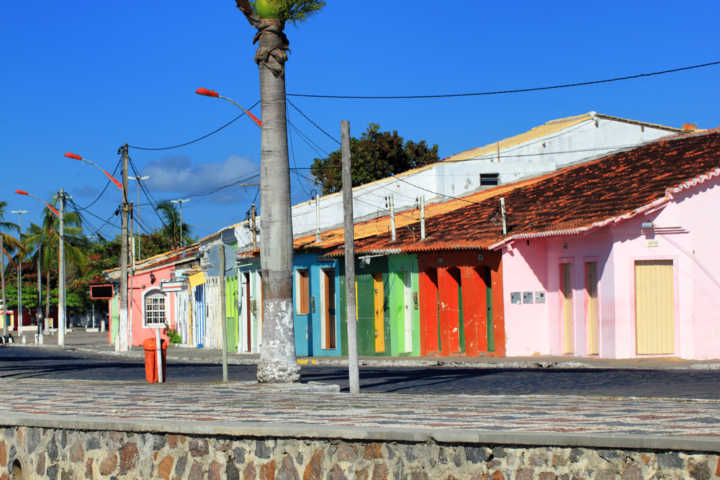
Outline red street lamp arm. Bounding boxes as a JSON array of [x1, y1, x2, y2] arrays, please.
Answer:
[[64, 152, 123, 191], [195, 88, 262, 128], [15, 189, 61, 217]]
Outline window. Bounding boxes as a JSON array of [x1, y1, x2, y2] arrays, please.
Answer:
[[295, 269, 310, 315], [144, 290, 166, 327], [480, 173, 499, 186]]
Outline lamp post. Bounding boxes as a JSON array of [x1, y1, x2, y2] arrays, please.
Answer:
[[65, 151, 129, 352], [170, 198, 190, 247], [15, 190, 62, 344], [195, 88, 262, 128], [129, 176, 149, 260], [10, 210, 27, 334]]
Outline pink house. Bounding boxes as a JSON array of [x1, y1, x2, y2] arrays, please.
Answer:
[[497, 129, 720, 359], [107, 245, 200, 348]]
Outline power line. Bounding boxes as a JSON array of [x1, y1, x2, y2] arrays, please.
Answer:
[[72, 158, 122, 211], [128, 100, 260, 151], [287, 100, 341, 145], [127, 155, 169, 230], [287, 60, 720, 100], [287, 119, 330, 157]]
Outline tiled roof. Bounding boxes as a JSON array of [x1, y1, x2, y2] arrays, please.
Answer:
[[327, 129, 720, 255]]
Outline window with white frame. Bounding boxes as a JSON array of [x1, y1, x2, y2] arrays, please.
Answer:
[[144, 290, 167, 327]]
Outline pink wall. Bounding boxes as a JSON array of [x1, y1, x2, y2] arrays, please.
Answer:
[[502, 176, 720, 360], [129, 265, 175, 347]]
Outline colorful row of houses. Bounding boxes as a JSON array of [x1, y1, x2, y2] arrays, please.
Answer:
[[106, 114, 720, 360]]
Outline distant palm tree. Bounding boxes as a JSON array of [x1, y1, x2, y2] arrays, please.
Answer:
[[155, 200, 192, 249], [23, 203, 85, 322], [0, 200, 21, 334]]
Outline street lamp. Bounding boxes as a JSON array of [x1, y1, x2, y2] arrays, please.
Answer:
[[15, 190, 63, 345], [64, 153, 123, 191], [65, 149, 130, 353], [195, 88, 262, 128], [10, 210, 27, 335], [129, 175, 149, 260], [170, 198, 190, 247]]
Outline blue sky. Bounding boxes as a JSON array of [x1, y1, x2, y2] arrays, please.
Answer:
[[1, 0, 718, 240]]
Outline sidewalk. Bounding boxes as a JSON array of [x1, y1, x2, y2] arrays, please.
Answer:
[[14, 330, 720, 370]]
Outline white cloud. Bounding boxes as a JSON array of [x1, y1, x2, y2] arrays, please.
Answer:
[[143, 155, 259, 197]]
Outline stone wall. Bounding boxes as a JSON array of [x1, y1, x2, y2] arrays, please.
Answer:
[[1, 426, 719, 479]]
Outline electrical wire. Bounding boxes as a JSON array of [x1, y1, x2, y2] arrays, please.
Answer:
[[287, 120, 330, 157], [128, 101, 260, 151], [287, 60, 720, 100], [72, 158, 122, 211], [287, 100, 341, 145], [128, 155, 169, 229]]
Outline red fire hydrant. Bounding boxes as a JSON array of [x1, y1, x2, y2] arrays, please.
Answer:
[[142, 337, 167, 383]]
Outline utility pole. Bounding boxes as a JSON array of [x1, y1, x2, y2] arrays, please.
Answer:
[[170, 198, 190, 247], [219, 239, 228, 383], [341, 121, 359, 394], [250, 204, 257, 249], [130, 175, 149, 260], [11, 210, 27, 334], [0, 234, 6, 337], [36, 246, 41, 340], [58, 190, 66, 347], [118, 144, 130, 352]]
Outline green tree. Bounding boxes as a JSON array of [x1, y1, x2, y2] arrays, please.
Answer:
[[311, 123, 440, 194], [235, 0, 325, 383], [0, 200, 20, 334]]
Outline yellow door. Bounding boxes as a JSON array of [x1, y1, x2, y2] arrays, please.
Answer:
[[586, 262, 599, 355], [560, 263, 573, 354], [373, 273, 385, 352], [635, 260, 674, 354]]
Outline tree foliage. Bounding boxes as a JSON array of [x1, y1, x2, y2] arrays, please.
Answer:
[[310, 123, 440, 194]]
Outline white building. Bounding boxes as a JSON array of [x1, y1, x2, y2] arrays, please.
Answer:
[[234, 112, 685, 250]]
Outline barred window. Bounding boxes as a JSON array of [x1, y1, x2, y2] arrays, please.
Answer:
[[144, 290, 166, 327]]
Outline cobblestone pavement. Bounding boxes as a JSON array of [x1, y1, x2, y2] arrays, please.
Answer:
[[3, 378, 720, 439]]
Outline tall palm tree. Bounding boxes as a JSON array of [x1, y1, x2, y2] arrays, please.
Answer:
[[0, 201, 21, 335], [24, 204, 85, 324], [235, 0, 325, 383], [155, 200, 192, 249]]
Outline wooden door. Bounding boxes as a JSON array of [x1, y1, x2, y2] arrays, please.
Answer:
[[373, 273, 385, 353], [585, 262, 599, 355], [560, 263, 573, 354], [403, 272, 413, 353], [322, 268, 336, 350], [635, 260, 674, 354]]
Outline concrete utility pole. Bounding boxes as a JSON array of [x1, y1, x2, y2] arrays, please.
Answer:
[[341, 121, 359, 394], [219, 239, 228, 383], [170, 198, 190, 247], [117, 145, 130, 352], [12, 210, 27, 334], [36, 246, 41, 339], [129, 175, 149, 260], [58, 190, 66, 347], [1, 234, 6, 336]]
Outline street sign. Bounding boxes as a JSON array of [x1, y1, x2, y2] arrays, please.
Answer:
[[89, 284, 114, 300], [160, 281, 185, 293]]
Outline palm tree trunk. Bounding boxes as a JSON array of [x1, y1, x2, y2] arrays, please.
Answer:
[[255, 18, 299, 383]]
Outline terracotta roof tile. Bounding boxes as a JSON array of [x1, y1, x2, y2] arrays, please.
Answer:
[[328, 129, 720, 255]]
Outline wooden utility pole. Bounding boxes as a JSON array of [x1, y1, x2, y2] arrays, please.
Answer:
[[118, 144, 130, 352], [342, 120, 359, 394]]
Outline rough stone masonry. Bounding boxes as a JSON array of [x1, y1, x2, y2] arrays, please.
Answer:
[[1, 426, 720, 479]]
